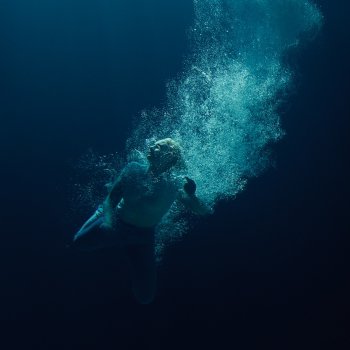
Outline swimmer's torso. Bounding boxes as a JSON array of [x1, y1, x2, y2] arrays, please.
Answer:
[[117, 162, 180, 228]]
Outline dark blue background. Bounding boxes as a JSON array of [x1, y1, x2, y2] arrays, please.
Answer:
[[0, 0, 349, 349]]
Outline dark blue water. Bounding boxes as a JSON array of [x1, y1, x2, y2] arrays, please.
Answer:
[[0, 1, 349, 349]]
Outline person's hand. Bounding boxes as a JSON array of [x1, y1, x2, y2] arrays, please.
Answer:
[[184, 176, 196, 196]]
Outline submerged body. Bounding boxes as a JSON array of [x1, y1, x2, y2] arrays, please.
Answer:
[[73, 138, 208, 304], [116, 162, 180, 228]]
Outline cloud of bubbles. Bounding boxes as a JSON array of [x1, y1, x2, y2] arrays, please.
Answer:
[[125, 0, 322, 259]]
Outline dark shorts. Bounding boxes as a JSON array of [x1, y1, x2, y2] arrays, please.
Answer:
[[72, 208, 156, 304], [73, 208, 155, 250]]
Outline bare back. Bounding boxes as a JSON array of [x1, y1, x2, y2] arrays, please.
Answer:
[[117, 162, 180, 228]]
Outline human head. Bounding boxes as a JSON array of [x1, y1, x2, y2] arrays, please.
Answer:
[[147, 138, 183, 174]]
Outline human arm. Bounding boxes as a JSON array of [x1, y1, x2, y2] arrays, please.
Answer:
[[178, 177, 211, 216], [102, 175, 123, 229]]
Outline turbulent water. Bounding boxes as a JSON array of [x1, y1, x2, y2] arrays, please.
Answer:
[[124, 0, 322, 258], [75, 0, 322, 260]]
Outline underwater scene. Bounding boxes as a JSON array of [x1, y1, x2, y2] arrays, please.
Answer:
[[1, 0, 349, 349]]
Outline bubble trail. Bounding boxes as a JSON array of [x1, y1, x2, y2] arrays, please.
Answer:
[[128, 0, 323, 258]]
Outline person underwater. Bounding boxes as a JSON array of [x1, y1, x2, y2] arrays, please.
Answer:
[[71, 138, 209, 304]]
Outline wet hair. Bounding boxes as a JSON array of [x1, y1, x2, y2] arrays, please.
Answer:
[[156, 138, 186, 171]]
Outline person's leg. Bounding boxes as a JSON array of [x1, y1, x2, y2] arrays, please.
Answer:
[[125, 240, 157, 304]]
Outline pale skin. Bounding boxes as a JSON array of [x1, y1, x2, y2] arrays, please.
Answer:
[[71, 138, 209, 304], [102, 138, 209, 230]]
